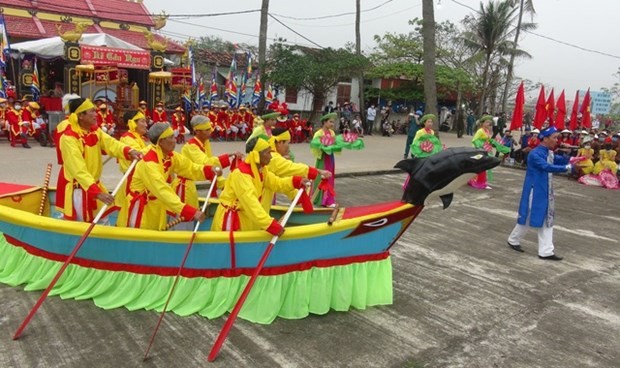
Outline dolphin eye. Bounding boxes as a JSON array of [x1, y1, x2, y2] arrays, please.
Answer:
[[470, 154, 484, 160]]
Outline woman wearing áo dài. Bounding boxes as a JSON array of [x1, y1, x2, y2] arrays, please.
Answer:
[[467, 114, 510, 190], [310, 112, 364, 208], [410, 114, 442, 158]]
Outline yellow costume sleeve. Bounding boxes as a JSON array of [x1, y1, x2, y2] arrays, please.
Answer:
[[136, 160, 188, 215], [413, 128, 428, 142], [100, 130, 131, 160], [171, 152, 211, 181], [181, 142, 221, 166], [268, 152, 310, 177], [119, 133, 149, 173]]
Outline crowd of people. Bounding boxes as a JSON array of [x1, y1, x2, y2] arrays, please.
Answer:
[[3, 93, 369, 239]]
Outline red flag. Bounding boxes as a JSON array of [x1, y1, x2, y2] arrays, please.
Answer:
[[554, 90, 566, 130], [532, 86, 546, 129], [580, 88, 591, 128], [569, 91, 579, 131], [509, 81, 525, 130], [545, 89, 555, 126]]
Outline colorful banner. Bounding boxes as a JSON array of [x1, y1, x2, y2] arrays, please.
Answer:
[[81, 45, 151, 70], [170, 67, 192, 89]]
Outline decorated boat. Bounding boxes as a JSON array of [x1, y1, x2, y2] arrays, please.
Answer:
[[0, 148, 499, 324]]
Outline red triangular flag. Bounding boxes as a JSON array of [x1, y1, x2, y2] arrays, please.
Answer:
[[580, 88, 591, 128], [509, 81, 525, 130], [532, 86, 546, 129], [545, 89, 555, 126], [554, 90, 566, 130], [569, 91, 579, 131]]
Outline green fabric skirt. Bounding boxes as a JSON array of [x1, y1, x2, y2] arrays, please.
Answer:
[[0, 233, 393, 324]]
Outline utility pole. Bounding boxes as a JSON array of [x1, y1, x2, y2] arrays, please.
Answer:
[[355, 0, 365, 123], [258, 0, 269, 113], [422, 0, 438, 129]]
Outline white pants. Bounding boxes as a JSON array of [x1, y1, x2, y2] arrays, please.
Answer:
[[508, 223, 554, 257]]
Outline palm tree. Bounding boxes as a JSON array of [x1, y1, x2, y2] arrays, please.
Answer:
[[422, 0, 438, 123], [500, 0, 536, 113], [461, 0, 533, 115]]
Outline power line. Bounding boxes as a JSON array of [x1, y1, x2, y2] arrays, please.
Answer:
[[281, 3, 422, 29], [271, 0, 394, 20], [449, 0, 620, 60], [268, 14, 324, 49]]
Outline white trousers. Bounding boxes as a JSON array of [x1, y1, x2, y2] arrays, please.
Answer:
[[508, 223, 554, 257]]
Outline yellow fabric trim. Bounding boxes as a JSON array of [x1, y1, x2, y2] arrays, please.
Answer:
[[193, 122, 213, 131], [75, 99, 95, 115], [158, 126, 174, 142], [128, 111, 146, 132], [274, 130, 291, 142]]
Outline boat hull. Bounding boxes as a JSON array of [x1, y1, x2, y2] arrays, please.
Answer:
[[0, 185, 421, 323]]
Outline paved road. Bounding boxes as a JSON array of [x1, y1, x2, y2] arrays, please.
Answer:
[[1, 132, 619, 367]]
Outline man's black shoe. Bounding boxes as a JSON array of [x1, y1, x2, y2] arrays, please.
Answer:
[[538, 254, 563, 261], [22, 143, 31, 149], [507, 242, 524, 253]]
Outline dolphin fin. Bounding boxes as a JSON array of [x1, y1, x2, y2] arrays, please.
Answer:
[[439, 193, 453, 209], [394, 158, 423, 175]]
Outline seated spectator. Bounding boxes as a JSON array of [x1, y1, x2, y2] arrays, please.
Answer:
[[382, 120, 394, 136], [352, 114, 363, 136]]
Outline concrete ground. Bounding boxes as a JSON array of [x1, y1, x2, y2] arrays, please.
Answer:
[[0, 131, 619, 367]]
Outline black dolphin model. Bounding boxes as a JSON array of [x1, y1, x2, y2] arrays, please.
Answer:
[[395, 147, 501, 209]]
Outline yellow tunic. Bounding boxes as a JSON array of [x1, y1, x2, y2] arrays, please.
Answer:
[[263, 151, 317, 212], [174, 137, 229, 208], [577, 148, 594, 174], [117, 131, 150, 207], [211, 162, 297, 232], [593, 149, 618, 175], [117, 145, 214, 230], [57, 122, 131, 221]]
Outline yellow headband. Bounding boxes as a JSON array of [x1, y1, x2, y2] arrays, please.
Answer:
[[193, 121, 213, 131], [274, 130, 291, 142], [158, 126, 174, 142], [75, 99, 95, 115], [245, 138, 271, 164], [128, 111, 146, 132]]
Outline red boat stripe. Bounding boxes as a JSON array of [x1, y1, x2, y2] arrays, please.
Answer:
[[3, 234, 390, 278]]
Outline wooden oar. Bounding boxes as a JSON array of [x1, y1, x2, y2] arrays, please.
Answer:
[[37, 163, 53, 216], [207, 185, 307, 362], [13, 159, 139, 340], [142, 175, 219, 361]]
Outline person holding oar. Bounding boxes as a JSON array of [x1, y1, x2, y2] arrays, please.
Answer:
[[174, 115, 241, 209], [211, 136, 311, 236], [117, 123, 221, 231], [117, 110, 151, 208], [56, 97, 142, 223]]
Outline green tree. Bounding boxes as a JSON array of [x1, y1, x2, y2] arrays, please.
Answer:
[[267, 44, 369, 121]]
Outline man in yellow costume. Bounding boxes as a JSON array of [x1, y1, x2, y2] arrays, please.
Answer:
[[175, 115, 241, 208], [117, 123, 220, 230], [263, 127, 330, 212], [117, 111, 151, 206], [56, 98, 141, 222], [211, 137, 311, 236]]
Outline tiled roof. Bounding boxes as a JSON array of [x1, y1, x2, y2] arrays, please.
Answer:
[[5, 15, 184, 54], [0, 0, 154, 27], [195, 49, 257, 68]]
